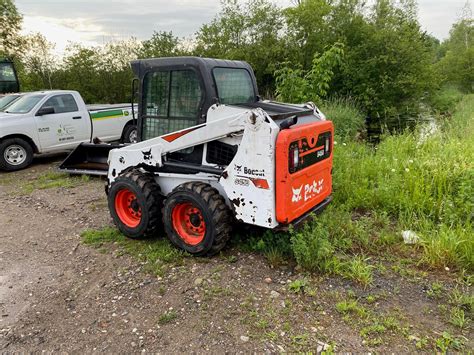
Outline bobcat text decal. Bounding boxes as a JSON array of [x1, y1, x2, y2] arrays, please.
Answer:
[[292, 179, 324, 203]]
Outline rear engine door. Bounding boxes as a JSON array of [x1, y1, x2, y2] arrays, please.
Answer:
[[275, 121, 334, 224]]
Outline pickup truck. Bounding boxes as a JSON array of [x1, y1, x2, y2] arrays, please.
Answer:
[[0, 90, 137, 171]]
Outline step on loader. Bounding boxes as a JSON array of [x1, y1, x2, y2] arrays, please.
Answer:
[[63, 57, 334, 255]]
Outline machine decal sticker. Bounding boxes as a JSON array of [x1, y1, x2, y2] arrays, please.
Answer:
[[292, 179, 325, 203], [162, 126, 202, 142], [142, 149, 152, 160], [38, 127, 50, 133]]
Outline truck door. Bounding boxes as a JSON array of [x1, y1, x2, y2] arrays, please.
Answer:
[[35, 94, 89, 151]]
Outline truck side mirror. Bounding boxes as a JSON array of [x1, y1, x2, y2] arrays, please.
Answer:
[[36, 106, 55, 116]]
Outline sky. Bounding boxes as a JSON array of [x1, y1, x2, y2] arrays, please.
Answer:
[[15, 0, 471, 55]]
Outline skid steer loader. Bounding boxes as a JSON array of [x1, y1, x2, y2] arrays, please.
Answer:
[[62, 57, 334, 255]]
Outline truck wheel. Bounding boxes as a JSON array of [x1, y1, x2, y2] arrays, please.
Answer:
[[0, 138, 34, 171], [108, 170, 162, 238], [122, 124, 138, 144], [162, 182, 232, 256]]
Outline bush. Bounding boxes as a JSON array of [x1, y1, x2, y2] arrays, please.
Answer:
[[320, 97, 365, 139], [430, 86, 465, 114]]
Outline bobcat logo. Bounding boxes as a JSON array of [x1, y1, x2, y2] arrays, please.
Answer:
[[292, 179, 325, 204], [234, 164, 242, 173], [142, 149, 152, 161], [292, 185, 303, 203]]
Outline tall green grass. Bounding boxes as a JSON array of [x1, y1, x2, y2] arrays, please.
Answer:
[[290, 95, 474, 273]]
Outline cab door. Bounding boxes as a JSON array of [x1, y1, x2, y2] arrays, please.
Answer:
[[35, 94, 89, 151]]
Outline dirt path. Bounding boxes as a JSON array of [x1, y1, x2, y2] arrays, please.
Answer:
[[0, 158, 472, 352]]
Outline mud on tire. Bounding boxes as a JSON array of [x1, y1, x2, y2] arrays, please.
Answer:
[[162, 182, 232, 256], [108, 169, 162, 238]]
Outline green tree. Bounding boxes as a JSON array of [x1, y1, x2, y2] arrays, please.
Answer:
[[139, 31, 182, 58], [436, 2, 473, 92], [0, 0, 23, 57], [275, 42, 345, 103], [194, 0, 286, 95], [21, 33, 57, 90]]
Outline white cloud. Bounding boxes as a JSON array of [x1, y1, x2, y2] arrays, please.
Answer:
[[21, 16, 104, 55]]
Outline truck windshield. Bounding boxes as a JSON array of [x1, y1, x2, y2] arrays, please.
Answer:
[[213, 68, 255, 105], [0, 95, 20, 111], [4, 94, 45, 114]]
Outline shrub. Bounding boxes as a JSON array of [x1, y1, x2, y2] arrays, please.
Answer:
[[430, 85, 465, 115], [320, 97, 365, 139]]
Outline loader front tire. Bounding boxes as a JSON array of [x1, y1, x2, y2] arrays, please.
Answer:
[[108, 170, 162, 239], [163, 182, 232, 256]]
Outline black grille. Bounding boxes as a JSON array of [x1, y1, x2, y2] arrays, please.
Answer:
[[206, 141, 237, 166]]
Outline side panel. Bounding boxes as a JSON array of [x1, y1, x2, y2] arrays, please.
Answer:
[[90, 107, 133, 142], [219, 110, 280, 228], [275, 121, 334, 224]]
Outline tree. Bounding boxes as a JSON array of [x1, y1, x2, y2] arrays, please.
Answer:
[[139, 31, 182, 59], [0, 0, 23, 57], [436, 1, 473, 92], [21, 33, 57, 90], [194, 0, 286, 95]]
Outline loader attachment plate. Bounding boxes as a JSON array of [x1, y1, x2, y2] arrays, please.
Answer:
[[59, 143, 123, 176], [275, 120, 334, 224]]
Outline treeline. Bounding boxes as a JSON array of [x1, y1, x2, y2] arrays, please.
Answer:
[[1, 0, 473, 122]]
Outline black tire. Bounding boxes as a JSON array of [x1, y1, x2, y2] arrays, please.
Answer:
[[122, 124, 138, 144], [0, 138, 34, 171], [162, 182, 232, 256], [108, 170, 162, 239]]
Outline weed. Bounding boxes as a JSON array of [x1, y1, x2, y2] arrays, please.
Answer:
[[340, 256, 374, 286], [81, 227, 183, 276], [449, 307, 468, 329], [427, 282, 444, 298], [335, 300, 366, 317], [435, 331, 465, 352], [158, 310, 177, 325], [288, 278, 308, 293], [449, 288, 473, 312]]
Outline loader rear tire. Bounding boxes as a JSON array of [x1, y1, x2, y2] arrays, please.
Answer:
[[108, 170, 162, 239], [163, 182, 232, 256]]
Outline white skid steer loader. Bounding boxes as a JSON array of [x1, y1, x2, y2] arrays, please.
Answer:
[[63, 57, 334, 256]]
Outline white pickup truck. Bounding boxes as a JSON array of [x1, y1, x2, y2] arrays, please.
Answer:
[[0, 90, 137, 171]]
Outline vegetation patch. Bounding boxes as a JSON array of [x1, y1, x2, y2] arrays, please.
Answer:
[[81, 227, 184, 276], [18, 171, 89, 194]]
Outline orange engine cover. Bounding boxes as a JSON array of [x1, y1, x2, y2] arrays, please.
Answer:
[[275, 120, 334, 224]]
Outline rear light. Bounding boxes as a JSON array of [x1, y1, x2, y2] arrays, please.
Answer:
[[325, 136, 330, 153], [289, 146, 299, 172]]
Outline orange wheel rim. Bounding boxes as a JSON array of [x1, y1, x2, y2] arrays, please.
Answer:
[[171, 202, 206, 245], [115, 189, 142, 228]]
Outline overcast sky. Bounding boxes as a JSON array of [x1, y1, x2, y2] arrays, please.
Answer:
[[15, 0, 471, 55]]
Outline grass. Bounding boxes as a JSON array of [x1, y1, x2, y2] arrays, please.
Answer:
[[20, 171, 88, 194], [81, 227, 183, 276], [288, 94, 474, 273], [158, 310, 177, 325]]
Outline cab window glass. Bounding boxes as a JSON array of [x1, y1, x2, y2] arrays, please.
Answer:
[[42, 94, 79, 114], [0, 63, 16, 81], [213, 68, 255, 105], [142, 69, 202, 140]]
